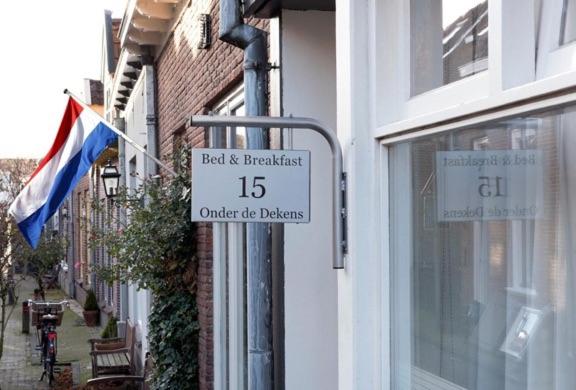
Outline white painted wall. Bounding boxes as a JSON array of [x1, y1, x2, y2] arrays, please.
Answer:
[[336, 0, 383, 389], [281, 10, 338, 390], [124, 75, 147, 180], [333, 1, 576, 389], [123, 70, 151, 362]]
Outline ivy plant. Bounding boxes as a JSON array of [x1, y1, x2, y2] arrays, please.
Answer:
[[149, 291, 199, 389], [91, 149, 198, 389]]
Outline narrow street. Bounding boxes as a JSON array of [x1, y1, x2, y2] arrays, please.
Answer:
[[3, 1, 576, 389], [0, 276, 103, 389]]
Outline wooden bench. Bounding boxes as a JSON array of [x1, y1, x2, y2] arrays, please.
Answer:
[[86, 352, 153, 390], [90, 319, 136, 378]]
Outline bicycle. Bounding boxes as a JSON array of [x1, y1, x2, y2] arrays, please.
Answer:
[[29, 300, 69, 386]]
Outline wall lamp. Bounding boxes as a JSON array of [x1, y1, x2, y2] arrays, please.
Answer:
[[101, 160, 121, 198]]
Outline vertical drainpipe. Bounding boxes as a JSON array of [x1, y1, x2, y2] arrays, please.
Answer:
[[142, 52, 158, 178], [219, 1, 273, 389], [142, 51, 157, 357]]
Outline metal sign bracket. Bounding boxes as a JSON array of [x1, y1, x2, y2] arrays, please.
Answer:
[[341, 172, 348, 255], [189, 115, 347, 269]]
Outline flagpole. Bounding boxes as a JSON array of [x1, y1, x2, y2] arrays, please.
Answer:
[[63, 89, 177, 177]]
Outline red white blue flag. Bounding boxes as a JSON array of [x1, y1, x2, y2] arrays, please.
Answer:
[[9, 97, 117, 248]]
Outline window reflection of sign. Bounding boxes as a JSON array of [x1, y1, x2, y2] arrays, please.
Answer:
[[436, 150, 544, 222]]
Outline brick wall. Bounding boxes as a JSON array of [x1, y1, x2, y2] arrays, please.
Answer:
[[156, 1, 268, 388], [72, 175, 90, 306]]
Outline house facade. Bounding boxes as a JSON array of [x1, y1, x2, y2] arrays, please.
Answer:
[[95, 0, 576, 389], [102, 0, 270, 386], [329, 1, 576, 389]]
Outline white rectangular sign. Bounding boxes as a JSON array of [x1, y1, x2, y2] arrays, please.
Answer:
[[191, 149, 310, 223], [436, 150, 543, 221]]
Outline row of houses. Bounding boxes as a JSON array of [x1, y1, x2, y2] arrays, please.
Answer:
[[58, 0, 576, 389]]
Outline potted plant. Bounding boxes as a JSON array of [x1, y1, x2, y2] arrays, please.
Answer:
[[83, 289, 100, 326], [101, 316, 118, 339]]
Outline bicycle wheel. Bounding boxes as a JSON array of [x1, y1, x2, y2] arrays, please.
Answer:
[[48, 351, 55, 385], [41, 333, 47, 364], [47, 339, 56, 386]]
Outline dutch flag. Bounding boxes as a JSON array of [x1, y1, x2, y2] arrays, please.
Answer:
[[9, 97, 117, 248]]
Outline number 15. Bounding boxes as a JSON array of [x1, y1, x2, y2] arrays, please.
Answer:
[[239, 176, 266, 198], [478, 176, 505, 197]]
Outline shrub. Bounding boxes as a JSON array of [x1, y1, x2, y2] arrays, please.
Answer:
[[149, 291, 198, 389], [83, 289, 99, 311], [101, 316, 118, 339], [91, 149, 199, 388]]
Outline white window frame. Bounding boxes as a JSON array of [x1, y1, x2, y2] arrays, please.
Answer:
[[506, 128, 539, 297], [379, 90, 576, 390], [374, 0, 576, 141], [472, 136, 490, 305], [212, 85, 247, 390], [537, 0, 576, 78], [340, 0, 576, 387]]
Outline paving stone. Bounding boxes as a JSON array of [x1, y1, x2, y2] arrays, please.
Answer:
[[0, 276, 104, 388]]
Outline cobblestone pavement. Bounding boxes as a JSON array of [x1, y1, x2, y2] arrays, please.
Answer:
[[0, 276, 103, 389]]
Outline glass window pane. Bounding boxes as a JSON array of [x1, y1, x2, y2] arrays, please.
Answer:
[[561, 0, 576, 45], [390, 104, 576, 389], [411, 0, 489, 96]]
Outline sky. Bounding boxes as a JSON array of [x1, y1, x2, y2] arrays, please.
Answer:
[[0, 0, 127, 159]]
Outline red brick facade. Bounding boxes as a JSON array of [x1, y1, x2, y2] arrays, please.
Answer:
[[72, 174, 90, 306], [155, 2, 268, 388]]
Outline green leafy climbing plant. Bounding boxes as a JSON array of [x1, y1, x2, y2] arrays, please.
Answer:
[[91, 149, 198, 389]]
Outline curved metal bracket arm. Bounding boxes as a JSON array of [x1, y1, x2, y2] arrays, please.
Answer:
[[190, 115, 347, 269]]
